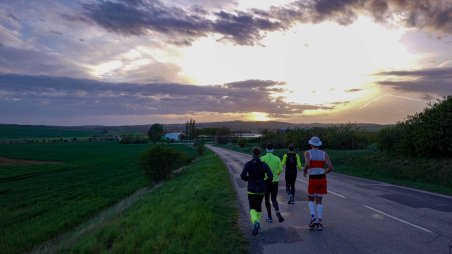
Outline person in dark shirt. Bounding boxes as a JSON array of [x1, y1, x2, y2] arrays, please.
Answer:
[[241, 147, 273, 236]]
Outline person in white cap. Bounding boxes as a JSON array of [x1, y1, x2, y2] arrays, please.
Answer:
[[303, 136, 333, 230]]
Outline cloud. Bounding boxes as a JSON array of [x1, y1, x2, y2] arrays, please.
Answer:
[[224, 80, 287, 92], [0, 46, 89, 78], [285, 0, 452, 33], [80, 0, 452, 46], [0, 74, 329, 119], [375, 67, 452, 95], [344, 88, 363, 92], [81, 0, 284, 46]]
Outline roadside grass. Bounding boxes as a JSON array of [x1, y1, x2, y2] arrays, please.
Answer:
[[215, 143, 452, 196], [328, 150, 452, 195], [0, 142, 196, 254], [66, 149, 247, 254]]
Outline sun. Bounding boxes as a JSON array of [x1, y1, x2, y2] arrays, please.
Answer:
[[247, 112, 271, 121]]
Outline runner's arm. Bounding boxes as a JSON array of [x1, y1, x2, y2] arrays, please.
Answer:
[[240, 163, 250, 181], [277, 158, 283, 175], [302, 151, 310, 177], [264, 163, 273, 183], [281, 154, 287, 167], [296, 154, 303, 171], [325, 153, 333, 174]]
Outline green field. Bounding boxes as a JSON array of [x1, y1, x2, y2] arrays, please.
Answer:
[[0, 124, 98, 139], [0, 142, 196, 254], [215, 143, 452, 196], [65, 149, 247, 254]]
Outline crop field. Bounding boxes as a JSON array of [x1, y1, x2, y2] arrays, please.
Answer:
[[0, 142, 196, 254], [0, 125, 98, 139]]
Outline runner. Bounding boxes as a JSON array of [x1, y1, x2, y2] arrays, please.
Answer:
[[302, 136, 333, 230], [260, 143, 284, 223], [281, 144, 302, 204], [241, 147, 274, 236]]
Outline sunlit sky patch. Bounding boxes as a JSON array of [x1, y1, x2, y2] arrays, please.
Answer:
[[0, 0, 451, 125]]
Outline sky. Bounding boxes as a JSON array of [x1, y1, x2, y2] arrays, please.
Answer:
[[0, 0, 451, 126]]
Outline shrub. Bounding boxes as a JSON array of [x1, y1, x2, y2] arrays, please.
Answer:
[[237, 138, 247, 147], [377, 96, 452, 157], [139, 145, 192, 183], [196, 143, 206, 156], [119, 136, 148, 144]]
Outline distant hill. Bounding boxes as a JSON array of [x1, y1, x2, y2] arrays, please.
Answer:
[[0, 121, 391, 139], [162, 121, 391, 133]]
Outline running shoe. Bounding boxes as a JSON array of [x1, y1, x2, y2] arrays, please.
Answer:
[[252, 222, 260, 235], [308, 218, 316, 230], [289, 195, 295, 204], [266, 216, 273, 223], [317, 219, 323, 230], [287, 194, 293, 204], [276, 212, 284, 223], [317, 223, 323, 230]]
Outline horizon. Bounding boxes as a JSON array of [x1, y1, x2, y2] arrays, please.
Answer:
[[0, 120, 392, 128], [1, 1, 451, 125]]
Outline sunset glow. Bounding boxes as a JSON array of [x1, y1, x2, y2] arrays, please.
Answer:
[[0, 0, 450, 125]]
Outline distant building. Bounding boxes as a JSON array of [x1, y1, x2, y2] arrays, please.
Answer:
[[237, 133, 262, 139], [164, 132, 182, 141]]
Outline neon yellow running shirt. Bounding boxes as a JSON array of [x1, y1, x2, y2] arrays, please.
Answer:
[[260, 152, 282, 182]]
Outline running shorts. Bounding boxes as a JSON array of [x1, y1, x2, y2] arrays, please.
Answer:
[[308, 175, 327, 194]]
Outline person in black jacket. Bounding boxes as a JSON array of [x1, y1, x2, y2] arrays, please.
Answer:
[[241, 147, 273, 236]]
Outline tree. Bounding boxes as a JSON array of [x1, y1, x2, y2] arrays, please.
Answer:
[[185, 119, 196, 140], [377, 96, 452, 157], [139, 145, 191, 182], [148, 123, 164, 143], [216, 127, 231, 144]]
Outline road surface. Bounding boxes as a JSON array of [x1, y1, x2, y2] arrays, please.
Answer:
[[207, 145, 452, 254]]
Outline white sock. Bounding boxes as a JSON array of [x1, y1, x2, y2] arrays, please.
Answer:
[[317, 204, 323, 221], [308, 201, 316, 218]]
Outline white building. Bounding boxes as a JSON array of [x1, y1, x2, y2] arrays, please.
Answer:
[[164, 132, 182, 141]]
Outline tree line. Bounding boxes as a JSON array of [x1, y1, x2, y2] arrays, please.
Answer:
[[377, 96, 451, 157]]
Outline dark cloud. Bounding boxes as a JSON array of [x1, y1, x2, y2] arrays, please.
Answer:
[[344, 88, 363, 92], [292, 0, 452, 33], [0, 74, 328, 118], [80, 0, 452, 46], [376, 67, 452, 95], [82, 0, 284, 45], [224, 80, 286, 92]]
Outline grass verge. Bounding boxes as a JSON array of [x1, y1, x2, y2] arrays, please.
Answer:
[[66, 149, 247, 253], [0, 142, 196, 254], [215, 143, 452, 196]]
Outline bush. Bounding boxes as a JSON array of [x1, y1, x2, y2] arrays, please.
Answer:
[[237, 138, 247, 147], [196, 143, 206, 156], [119, 136, 148, 144], [260, 124, 368, 150], [377, 96, 452, 157], [139, 145, 192, 182]]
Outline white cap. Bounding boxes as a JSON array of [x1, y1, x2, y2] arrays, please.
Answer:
[[308, 136, 322, 146]]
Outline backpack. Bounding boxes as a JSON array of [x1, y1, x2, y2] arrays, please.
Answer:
[[286, 153, 297, 174]]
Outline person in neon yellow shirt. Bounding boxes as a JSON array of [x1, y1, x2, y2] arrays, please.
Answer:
[[281, 144, 303, 204], [260, 143, 284, 223]]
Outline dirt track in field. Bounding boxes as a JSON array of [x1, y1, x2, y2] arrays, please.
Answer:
[[0, 157, 57, 166]]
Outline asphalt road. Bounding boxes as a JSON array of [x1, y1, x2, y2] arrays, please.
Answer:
[[206, 145, 452, 254]]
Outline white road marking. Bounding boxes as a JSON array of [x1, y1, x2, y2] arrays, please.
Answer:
[[363, 205, 433, 233], [296, 178, 346, 198]]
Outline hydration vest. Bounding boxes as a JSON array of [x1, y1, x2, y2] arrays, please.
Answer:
[[285, 153, 297, 175], [307, 149, 325, 175]]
